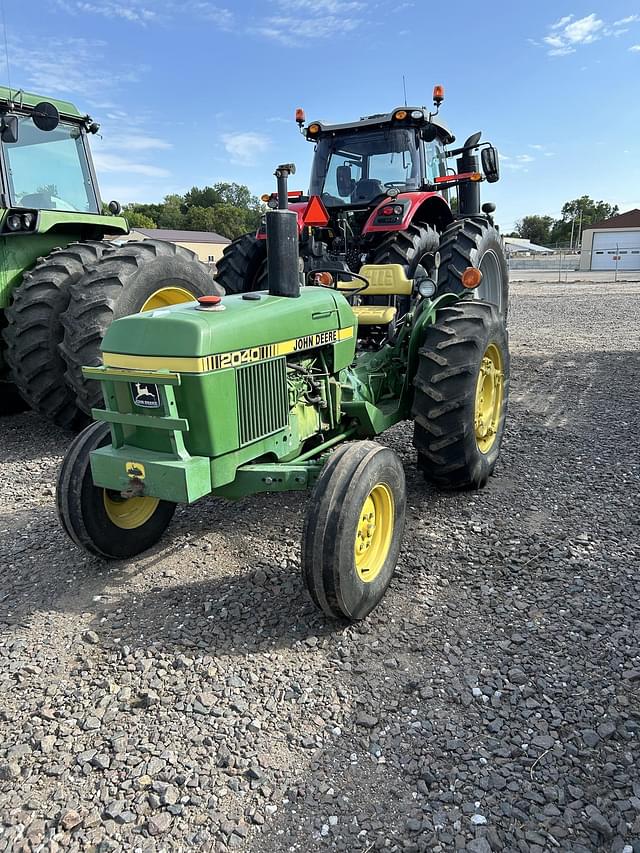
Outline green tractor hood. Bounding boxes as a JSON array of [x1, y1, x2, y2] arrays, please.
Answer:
[[101, 287, 356, 369]]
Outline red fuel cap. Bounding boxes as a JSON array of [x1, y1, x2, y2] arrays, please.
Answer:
[[197, 295, 222, 305]]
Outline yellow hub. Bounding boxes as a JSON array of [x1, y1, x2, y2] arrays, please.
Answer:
[[474, 343, 504, 453], [103, 490, 159, 530], [354, 484, 394, 583], [140, 286, 196, 312]]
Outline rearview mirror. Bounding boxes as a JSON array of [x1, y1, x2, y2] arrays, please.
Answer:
[[336, 164, 355, 197], [421, 124, 438, 143], [32, 101, 60, 132], [481, 146, 500, 183], [0, 114, 18, 144]]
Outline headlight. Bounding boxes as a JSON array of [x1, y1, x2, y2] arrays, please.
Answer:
[[418, 279, 436, 298], [6, 213, 22, 231]]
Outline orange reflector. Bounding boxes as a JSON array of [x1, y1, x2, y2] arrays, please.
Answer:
[[461, 267, 483, 289], [433, 84, 445, 104], [470, 172, 482, 182], [308, 123, 320, 134], [198, 295, 222, 305], [295, 107, 305, 124], [314, 271, 333, 286], [394, 110, 407, 120], [302, 195, 330, 227], [260, 193, 271, 202]]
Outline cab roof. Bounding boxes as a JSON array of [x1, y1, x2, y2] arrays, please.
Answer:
[[0, 86, 84, 120], [305, 106, 455, 145]]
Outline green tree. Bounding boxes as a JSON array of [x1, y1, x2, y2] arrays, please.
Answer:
[[124, 209, 156, 229], [549, 196, 619, 246], [514, 215, 554, 245]]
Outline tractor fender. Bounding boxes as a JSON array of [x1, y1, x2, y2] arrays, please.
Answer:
[[256, 202, 308, 239], [362, 192, 453, 235]]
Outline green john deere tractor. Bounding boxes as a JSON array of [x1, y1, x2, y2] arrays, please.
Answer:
[[57, 146, 510, 621], [0, 86, 220, 427]]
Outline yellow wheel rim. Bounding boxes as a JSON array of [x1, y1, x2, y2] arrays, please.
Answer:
[[103, 490, 159, 530], [354, 483, 394, 583], [474, 343, 504, 454], [140, 286, 196, 312]]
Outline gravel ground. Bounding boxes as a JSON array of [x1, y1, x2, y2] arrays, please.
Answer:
[[1, 280, 639, 853]]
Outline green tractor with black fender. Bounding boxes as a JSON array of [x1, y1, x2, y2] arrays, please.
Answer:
[[57, 144, 510, 620], [0, 86, 219, 427]]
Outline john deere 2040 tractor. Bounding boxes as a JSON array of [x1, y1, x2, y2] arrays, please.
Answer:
[[0, 86, 219, 427], [216, 87, 508, 323], [57, 134, 510, 620]]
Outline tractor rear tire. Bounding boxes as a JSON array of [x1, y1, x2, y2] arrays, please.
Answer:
[[57, 420, 176, 559], [2, 242, 109, 428], [412, 302, 509, 490], [215, 232, 267, 294], [436, 217, 509, 322], [60, 240, 221, 416], [302, 441, 406, 621], [369, 221, 440, 275]]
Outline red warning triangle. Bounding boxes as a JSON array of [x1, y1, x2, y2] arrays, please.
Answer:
[[302, 195, 330, 227]]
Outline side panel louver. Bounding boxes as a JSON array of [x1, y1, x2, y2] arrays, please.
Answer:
[[236, 357, 289, 446]]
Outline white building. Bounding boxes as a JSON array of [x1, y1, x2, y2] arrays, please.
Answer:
[[579, 209, 640, 271]]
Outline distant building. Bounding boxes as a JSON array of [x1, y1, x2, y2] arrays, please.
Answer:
[[579, 209, 640, 271], [503, 237, 553, 255], [120, 228, 232, 265]]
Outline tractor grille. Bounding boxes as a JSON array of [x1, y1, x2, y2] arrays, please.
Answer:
[[236, 357, 289, 446]]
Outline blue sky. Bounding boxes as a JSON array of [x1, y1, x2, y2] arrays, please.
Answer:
[[3, 0, 640, 230]]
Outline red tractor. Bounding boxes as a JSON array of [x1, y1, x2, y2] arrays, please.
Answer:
[[215, 87, 508, 322]]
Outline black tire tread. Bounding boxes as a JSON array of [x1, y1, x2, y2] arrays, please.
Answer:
[[412, 302, 510, 489], [60, 240, 221, 415], [215, 232, 267, 294], [436, 217, 509, 322], [2, 242, 110, 427]]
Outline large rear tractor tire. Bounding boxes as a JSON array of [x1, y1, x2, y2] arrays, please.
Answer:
[[412, 302, 509, 490], [215, 232, 267, 294], [2, 242, 109, 428], [57, 421, 176, 559], [436, 217, 509, 322], [302, 441, 406, 621], [369, 221, 440, 275], [61, 240, 221, 416]]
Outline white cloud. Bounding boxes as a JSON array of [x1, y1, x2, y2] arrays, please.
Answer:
[[630, 44, 640, 51], [529, 144, 544, 150], [57, 0, 158, 24], [115, 136, 173, 151], [551, 14, 574, 29], [564, 13, 603, 43], [92, 152, 171, 178], [536, 12, 640, 56], [0, 36, 142, 102], [222, 132, 270, 166]]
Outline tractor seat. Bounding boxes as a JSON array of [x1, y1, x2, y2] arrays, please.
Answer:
[[337, 264, 413, 327], [352, 305, 397, 325], [351, 179, 385, 203]]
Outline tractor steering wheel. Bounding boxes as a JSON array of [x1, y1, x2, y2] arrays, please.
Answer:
[[308, 269, 370, 296]]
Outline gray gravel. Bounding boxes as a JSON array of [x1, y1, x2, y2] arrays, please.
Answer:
[[1, 280, 639, 853]]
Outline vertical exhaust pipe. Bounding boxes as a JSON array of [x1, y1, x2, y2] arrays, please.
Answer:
[[266, 163, 300, 298], [457, 132, 482, 217]]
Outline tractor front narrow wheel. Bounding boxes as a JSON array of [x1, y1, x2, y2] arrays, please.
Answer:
[[302, 441, 406, 621], [215, 232, 267, 294], [412, 302, 510, 490], [2, 241, 109, 428], [57, 421, 176, 559], [60, 240, 221, 416], [436, 218, 509, 322]]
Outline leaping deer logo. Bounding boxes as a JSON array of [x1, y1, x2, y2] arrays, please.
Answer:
[[134, 383, 155, 401], [131, 382, 160, 408]]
